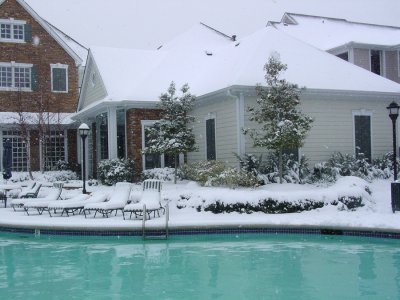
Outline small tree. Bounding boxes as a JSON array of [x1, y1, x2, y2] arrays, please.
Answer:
[[143, 82, 197, 183], [243, 55, 313, 183]]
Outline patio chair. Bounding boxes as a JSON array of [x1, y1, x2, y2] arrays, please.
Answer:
[[19, 182, 42, 199], [122, 179, 165, 220], [17, 181, 37, 198], [83, 182, 132, 218], [11, 186, 63, 215], [47, 191, 109, 217]]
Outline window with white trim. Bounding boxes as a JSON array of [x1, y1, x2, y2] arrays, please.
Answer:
[[44, 130, 66, 171], [0, 62, 32, 91], [2, 131, 28, 172], [51, 64, 68, 93], [0, 19, 26, 42]]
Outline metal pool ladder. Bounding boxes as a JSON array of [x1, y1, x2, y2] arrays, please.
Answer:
[[142, 203, 169, 240]]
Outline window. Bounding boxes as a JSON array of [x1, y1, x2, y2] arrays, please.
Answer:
[[206, 117, 216, 160], [354, 115, 372, 161], [96, 113, 109, 161], [51, 64, 68, 92], [0, 19, 27, 42], [2, 131, 28, 172], [337, 52, 349, 62], [0, 62, 33, 91], [116, 109, 126, 159], [370, 50, 382, 75], [44, 130, 66, 171]]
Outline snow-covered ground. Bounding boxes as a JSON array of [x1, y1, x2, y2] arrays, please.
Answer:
[[1, 176, 400, 232]]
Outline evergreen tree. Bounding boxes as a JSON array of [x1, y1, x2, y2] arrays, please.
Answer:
[[144, 82, 197, 183], [243, 55, 313, 183]]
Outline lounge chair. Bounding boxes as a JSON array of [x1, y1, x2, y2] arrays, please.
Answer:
[[123, 179, 165, 220], [19, 182, 42, 199], [83, 182, 132, 218], [12, 186, 63, 215], [17, 181, 37, 198], [47, 192, 108, 217]]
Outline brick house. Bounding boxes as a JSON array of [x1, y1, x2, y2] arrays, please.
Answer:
[[0, 0, 87, 173], [268, 13, 400, 84]]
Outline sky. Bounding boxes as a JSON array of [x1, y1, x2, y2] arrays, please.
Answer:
[[25, 0, 400, 50]]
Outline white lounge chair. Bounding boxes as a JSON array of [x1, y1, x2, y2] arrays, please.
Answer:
[[10, 182, 43, 210], [12, 187, 63, 215], [47, 192, 108, 217], [83, 182, 132, 218], [123, 179, 165, 220]]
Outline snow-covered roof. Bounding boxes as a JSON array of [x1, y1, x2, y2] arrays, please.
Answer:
[[85, 24, 400, 106], [0, 112, 76, 125], [269, 13, 400, 51], [45, 21, 88, 65]]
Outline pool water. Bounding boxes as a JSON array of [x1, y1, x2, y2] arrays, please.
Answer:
[[0, 233, 399, 300]]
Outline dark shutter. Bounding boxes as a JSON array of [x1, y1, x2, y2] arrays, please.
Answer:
[[206, 118, 216, 160], [354, 115, 371, 161], [31, 65, 38, 91], [283, 148, 299, 161], [24, 24, 32, 43]]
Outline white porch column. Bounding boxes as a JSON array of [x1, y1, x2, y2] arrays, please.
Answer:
[[107, 107, 118, 159]]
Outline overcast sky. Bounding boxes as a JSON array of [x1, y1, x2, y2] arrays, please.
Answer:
[[26, 0, 399, 50]]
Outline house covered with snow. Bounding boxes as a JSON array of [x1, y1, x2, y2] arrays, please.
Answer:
[[75, 23, 400, 177], [268, 13, 400, 83], [0, 0, 87, 173]]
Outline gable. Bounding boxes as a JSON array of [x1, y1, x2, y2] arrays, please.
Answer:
[[78, 51, 108, 111], [0, 0, 83, 66]]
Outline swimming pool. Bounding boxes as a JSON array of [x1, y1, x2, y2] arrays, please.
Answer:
[[0, 233, 399, 299]]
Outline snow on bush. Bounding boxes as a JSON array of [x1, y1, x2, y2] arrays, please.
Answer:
[[97, 158, 134, 186], [8, 170, 77, 183], [164, 176, 372, 213], [142, 167, 182, 182]]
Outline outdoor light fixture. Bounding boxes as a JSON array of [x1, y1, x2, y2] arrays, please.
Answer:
[[387, 101, 400, 213], [79, 123, 90, 194]]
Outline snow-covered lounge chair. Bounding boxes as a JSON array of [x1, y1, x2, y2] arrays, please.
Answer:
[[18, 181, 38, 198], [12, 187, 63, 215], [83, 182, 132, 218], [123, 179, 165, 220], [19, 182, 42, 199], [47, 192, 108, 217]]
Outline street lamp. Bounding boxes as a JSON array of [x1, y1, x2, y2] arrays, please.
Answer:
[[387, 101, 400, 213], [79, 123, 90, 194], [387, 101, 400, 180]]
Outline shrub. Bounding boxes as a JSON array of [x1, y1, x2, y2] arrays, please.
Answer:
[[236, 152, 310, 184], [181, 161, 226, 185], [310, 152, 398, 183], [97, 158, 135, 186], [202, 196, 364, 214], [142, 167, 182, 182], [207, 168, 260, 188]]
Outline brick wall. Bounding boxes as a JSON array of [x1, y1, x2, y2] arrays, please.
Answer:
[[67, 129, 78, 170], [0, 0, 79, 113], [126, 108, 162, 176]]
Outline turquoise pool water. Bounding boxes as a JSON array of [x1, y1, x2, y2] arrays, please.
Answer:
[[0, 233, 399, 299]]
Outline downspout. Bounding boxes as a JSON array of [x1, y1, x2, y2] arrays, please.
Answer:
[[226, 89, 245, 168]]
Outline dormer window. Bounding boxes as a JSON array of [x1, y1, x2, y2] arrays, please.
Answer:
[[0, 19, 29, 43]]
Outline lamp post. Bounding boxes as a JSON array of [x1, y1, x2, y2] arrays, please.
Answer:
[[387, 101, 400, 212], [387, 101, 400, 180], [79, 123, 90, 194]]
